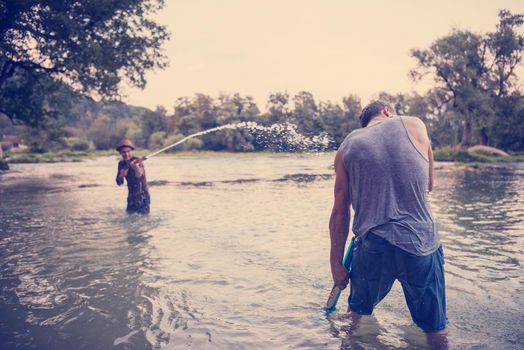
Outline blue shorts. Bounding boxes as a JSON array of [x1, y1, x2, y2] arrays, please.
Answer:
[[348, 233, 448, 333]]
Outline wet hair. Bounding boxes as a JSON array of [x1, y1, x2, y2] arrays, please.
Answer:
[[359, 101, 393, 127]]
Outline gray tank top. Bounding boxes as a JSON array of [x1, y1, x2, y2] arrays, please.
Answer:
[[339, 116, 439, 256]]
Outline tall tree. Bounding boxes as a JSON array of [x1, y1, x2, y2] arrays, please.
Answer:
[[410, 10, 524, 148], [318, 95, 361, 148], [0, 0, 169, 126], [291, 91, 319, 135], [265, 92, 291, 125]]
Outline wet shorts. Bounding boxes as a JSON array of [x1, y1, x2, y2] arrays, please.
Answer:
[[348, 233, 448, 333]]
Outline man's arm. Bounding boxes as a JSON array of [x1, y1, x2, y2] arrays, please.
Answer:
[[329, 149, 351, 289], [116, 162, 127, 186]]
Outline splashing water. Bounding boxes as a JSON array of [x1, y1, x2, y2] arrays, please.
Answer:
[[146, 122, 331, 159]]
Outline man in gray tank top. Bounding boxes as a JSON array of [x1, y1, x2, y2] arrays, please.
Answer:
[[329, 101, 448, 346]]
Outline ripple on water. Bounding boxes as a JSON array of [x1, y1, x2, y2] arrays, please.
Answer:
[[1, 159, 523, 349]]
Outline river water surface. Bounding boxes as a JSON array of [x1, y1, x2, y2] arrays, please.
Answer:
[[0, 154, 523, 349]]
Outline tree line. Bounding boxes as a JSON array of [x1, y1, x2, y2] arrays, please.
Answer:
[[0, 5, 523, 153]]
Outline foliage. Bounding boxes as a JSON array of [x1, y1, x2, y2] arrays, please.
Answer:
[[148, 131, 167, 150], [411, 10, 524, 148], [65, 137, 92, 151], [23, 117, 68, 152], [433, 146, 524, 163], [0, 0, 169, 126], [2, 7, 523, 156], [87, 114, 128, 150], [6, 150, 90, 163]]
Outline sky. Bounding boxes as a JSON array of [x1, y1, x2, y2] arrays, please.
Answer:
[[123, 0, 524, 111]]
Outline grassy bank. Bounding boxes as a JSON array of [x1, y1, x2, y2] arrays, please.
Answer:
[[3, 147, 524, 164], [4, 150, 115, 163], [433, 147, 524, 163], [3, 149, 336, 164]]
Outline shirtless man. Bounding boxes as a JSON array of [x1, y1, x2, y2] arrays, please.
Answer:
[[329, 101, 447, 347]]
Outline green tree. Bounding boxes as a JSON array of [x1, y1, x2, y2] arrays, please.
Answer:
[[217, 93, 260, 122], [265, 92, 291, 125], [140, 106, 168, 148], [171, 94, 217, 136], [411, 30, 487, 147], [489, 94, 524, 151], [341, 94, 361, 131], [291, 91, 320, 135], [148, 131, 167, 151], [316, 94, 361, 149], [411, 10, 524, 148], [23, 117, 68, 152], [205, 93, 258, 151], [0, 0, 169, 126], [87, 114, 127, 150], [318, 101, 344, 148]]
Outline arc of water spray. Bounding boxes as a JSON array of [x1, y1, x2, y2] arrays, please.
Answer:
[[138, 121, 331, 161], [140, 125, 228, 161], [139, 124, 244, 161]]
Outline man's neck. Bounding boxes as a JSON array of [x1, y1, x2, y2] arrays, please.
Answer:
[[367, 115, 390, 127]]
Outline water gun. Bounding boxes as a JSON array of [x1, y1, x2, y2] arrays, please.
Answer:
[[325, 237, 355, 314]]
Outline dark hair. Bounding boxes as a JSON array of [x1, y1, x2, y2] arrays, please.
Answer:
[[359, 101, 393, 127]]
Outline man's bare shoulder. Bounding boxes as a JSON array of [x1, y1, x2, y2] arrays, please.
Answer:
[[402, 116, 427, 129], [401, 116, 431, 149]]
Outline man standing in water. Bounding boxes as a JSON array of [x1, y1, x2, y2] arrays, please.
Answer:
[[116, 139, 150, 214], [329, 101, 447, 346]]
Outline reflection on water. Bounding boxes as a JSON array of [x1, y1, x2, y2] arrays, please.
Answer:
[[431, 166, 524, 349], [0, 156, 523, 349]]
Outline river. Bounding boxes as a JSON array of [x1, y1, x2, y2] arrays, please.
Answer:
[[0, 154, 523, 349]]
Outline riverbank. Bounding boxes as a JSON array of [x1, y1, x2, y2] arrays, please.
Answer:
[[433, 146, 524, 163], [1, 150, 312, 164], [3, 150, 115, 164], [2, 147, 524, 165]]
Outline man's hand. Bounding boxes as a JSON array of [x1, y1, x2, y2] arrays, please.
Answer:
[[130, 159, 144, 177], [331, 261, 350, 289], [118, 168, 128, 178]]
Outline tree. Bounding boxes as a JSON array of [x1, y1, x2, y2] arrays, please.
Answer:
[[377, 92, 410, 115], [411, 10, 524, 148], [265, 92, 291, 125], [291, 91, 320, 135], [171, 94, 217, 136], [316, 94, 362, 149], [0, 0, 169, 126], [206, 93, 258, 151], [411, 30, 488, 147], [87, 114, 128, 150], [318, 100, 344, 148], [140, 106, 167, 148]]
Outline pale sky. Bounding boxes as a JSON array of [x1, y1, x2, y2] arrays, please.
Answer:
[[124, 0, 524, 111]]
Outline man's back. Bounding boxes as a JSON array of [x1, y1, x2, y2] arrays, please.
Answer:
[[329, 104, 448, 338], [339, 116, 439, 255]]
